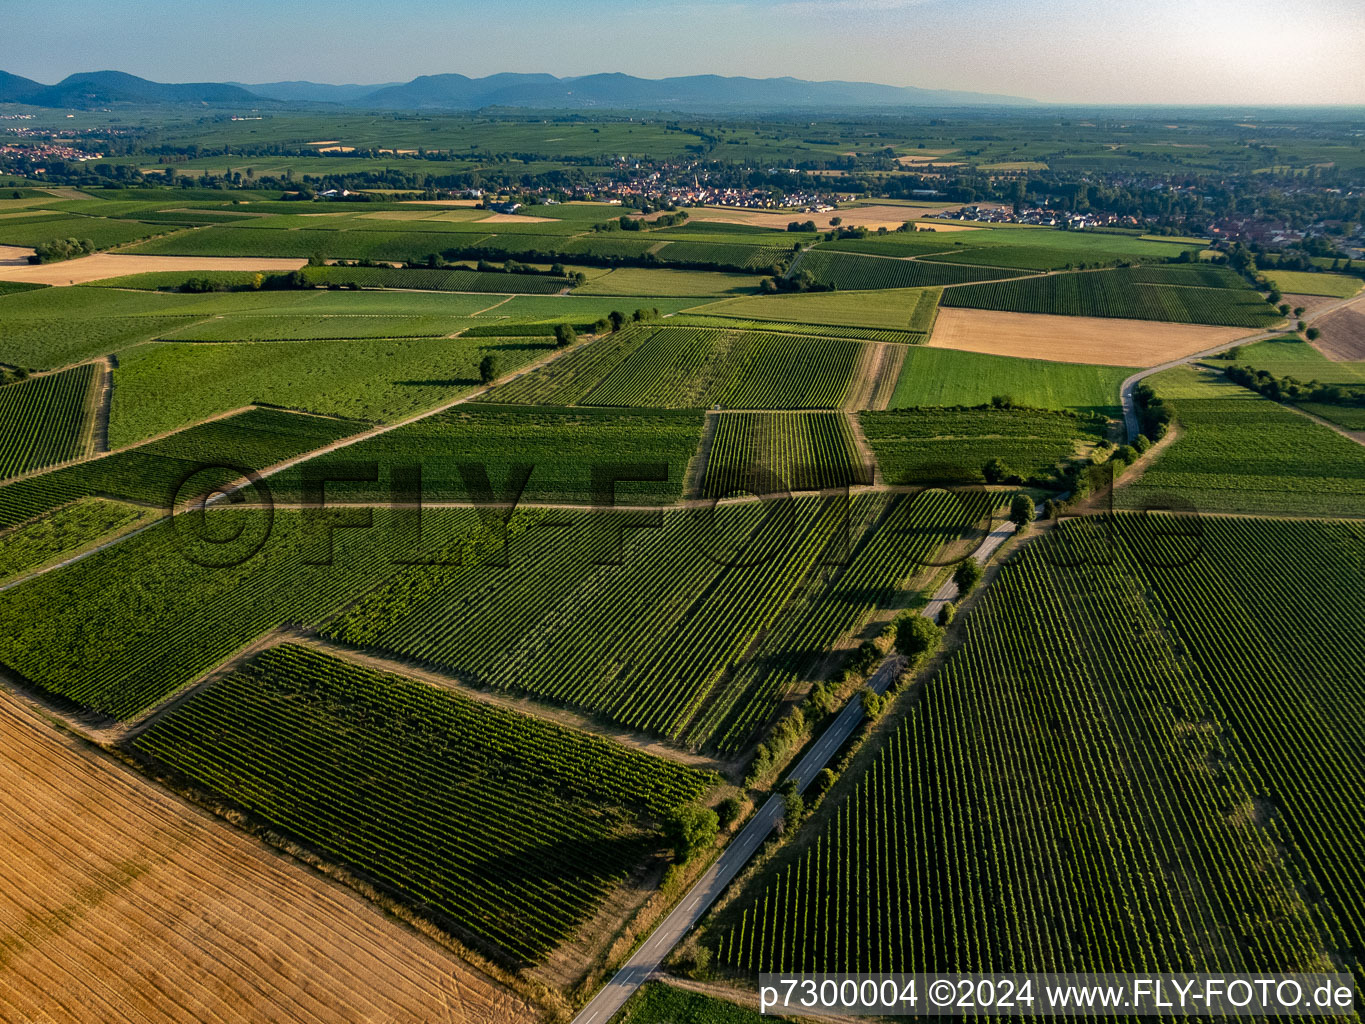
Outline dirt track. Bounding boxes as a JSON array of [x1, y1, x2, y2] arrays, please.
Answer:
[[0, 691, 539, 1024], [927, 307, 1247, 366]]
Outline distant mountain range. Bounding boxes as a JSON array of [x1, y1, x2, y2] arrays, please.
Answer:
[[0, 69, 1037, 111]]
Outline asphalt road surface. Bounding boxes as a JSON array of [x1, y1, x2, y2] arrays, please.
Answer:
[[569, 512, 1022, 1024]]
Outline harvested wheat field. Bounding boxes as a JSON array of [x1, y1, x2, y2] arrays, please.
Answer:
[[477, 212, 558, 223], [685, 203, 983, 231], [0, 254, 308, 286], [0, 691, 539, 1024], [0, 245, 31, 266], [927, 307, 1247, 366], [1311, 303, 1365, 361]]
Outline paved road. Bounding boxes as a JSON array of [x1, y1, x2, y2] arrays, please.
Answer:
[[569, 512, 1022, 1024], [1120, 287, 1365, 440]]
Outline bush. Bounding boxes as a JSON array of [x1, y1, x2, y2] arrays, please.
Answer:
[[781, 782, 805, 833], [716, 796, 743, 830], [937, 601, 957, 627], [553, 323, 577, 348], [478, 354, 497, 384], [861, 687, 885, 721]]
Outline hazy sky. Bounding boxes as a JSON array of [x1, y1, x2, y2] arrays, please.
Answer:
[[3, 0, 1362, 105]]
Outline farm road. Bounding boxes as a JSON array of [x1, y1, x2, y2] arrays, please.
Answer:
[[568, 511, 1022, 1024]]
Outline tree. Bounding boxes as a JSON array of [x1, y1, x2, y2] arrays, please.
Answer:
[[894, 614, 943, 666], [829, 216, 842, 227], [1009, 493, 1036, 528], [553, 323, 576, 348], [1306, 327, 1321, 340], [716, 796, 743, 831], [664, 804, 719, 863], [953, 558, 983, 597], [1042, 498, 1062, 520], [478, 354, 497, 384], [608, 310, 627, 332], [937, 601, 956, 627], [861, 687, 885, 721], [982, 457, 1012, 484]]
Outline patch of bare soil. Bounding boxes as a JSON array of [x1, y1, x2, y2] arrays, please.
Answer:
[[1310, 305, 1365, 361], [928, 307, 1247, 367], [0, 690, 540, 1024]]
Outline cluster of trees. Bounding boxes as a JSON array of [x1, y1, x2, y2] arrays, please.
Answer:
[[1134, 382, 1173, 440], [29, 237, 96, 264], [1224, 364, 1365, 408]]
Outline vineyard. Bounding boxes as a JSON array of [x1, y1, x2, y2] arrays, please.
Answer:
[[0, 406, 363, 529], [0, 363, 98, 480], [322, 493, 991, 753], [0, 498, 147, 583], [702, 412, 870, 497], [161, 314, 481, 341], [1117, 367, 1365, 516], [668, 314, 927, 345], [0, 509, 408, 718], [713, 515, 1363, 997], [271, 404, 705, 505], [580, 326, 863, 409], [687, 286, 941, 337], [860, 407, 1106, 485], [941, 268, 1280, 327], [796, 250, 1024, 290], [301, 264, 572, 293], [130, 643, 715, 966], [107, 335, 550, 447]]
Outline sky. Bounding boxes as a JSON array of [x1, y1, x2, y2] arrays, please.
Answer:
[[2, 0, 1363, 105]]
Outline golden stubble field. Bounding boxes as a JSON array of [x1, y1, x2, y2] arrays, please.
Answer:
[[0, 692, 539, 1024], [927, 307, 1248, 366], [0, 253, 308, 286]]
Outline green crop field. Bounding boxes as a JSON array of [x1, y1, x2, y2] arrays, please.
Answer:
[[887, 348, 1135, 415], [0, 498, 147, 584], [0, 406, 363, 530], [0, 363, 97, 479], [690, 286, 940, 335], [579, 326, 864, 409], [860, 407, 1106, 485], [942, 268, 1280, 327], [573, 267, 760, 297], [0, 215, 169, 249], [130, 643, 714, 966], [270, 404, 704, 505], [703, 412, 870, 497], [160, 313, 483, 341], [1117, 366, 1365, 515], [617, 983, 791, 1023], [713, 515, 1361, 983], [107, 336, 550, 446], [796, 250, 1024, 290], [1232, 337, 1365, 384], [1263, 270, 1362, 298]]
